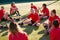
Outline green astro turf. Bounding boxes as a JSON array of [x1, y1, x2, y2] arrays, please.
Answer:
[[0, 1, 60, 40]]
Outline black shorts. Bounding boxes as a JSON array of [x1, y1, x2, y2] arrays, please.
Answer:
[[28, 20, 35, 25], [1, 17, 7, 21], [31, 20, 35, 24], [44, 25, 51, 30], [1, 16, 12, 21], [39, 14, 49, 20]]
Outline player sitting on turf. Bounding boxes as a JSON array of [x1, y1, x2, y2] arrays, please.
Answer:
[[10, 2, 22, 20], [19, 8, 40, 27], [43, 9, 60, 35], [8, 22, 28, 40], [39, 4, 49, 20], [31, 3, 38, 12], [0, 6, 14, 28], [0, 6, 14, 21], [50, 20, 60, 40]]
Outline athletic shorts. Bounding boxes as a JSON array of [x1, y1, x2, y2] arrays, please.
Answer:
[[39, 14, 49, 20], [44, 25, 51, 30], [31, 20, 35, 24]]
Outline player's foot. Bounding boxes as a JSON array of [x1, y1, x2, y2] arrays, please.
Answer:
[[18, 22, 23, 25]]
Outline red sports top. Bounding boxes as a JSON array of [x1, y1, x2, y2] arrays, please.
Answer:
[[9, 32, 28, 40], [49, 15, 60, 26], [50, 27, 60, 40], [28, 13, 40, 22], [31, 5, 37, 10], [0, 9, 5, 20], [41, 8, 49, 16]]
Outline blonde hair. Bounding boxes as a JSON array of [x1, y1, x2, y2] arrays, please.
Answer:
[[8, 22, 23, 34]]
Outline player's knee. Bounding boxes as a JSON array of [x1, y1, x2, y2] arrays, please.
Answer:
[[36, 23, 40, 26]]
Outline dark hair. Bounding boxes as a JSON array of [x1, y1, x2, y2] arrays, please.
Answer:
[[9, 22, 18, 34], [51, 9, 56, 14], [1, 6, 4, 9], [31, 3, 33, 5], [53, 20, 59, 28], [43, 4, 46, 8], [11, 2, 15, 6]]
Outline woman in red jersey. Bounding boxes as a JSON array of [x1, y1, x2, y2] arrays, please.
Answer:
[[39, 4, 49, 20], [50, 20, 60, 40], [43, 9, 60, 35], [8, 22, 28, 40], [19, 8, 40, 27]]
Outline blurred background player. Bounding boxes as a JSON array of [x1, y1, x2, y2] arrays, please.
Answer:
[[0, 6, 14, 21], [39, 4, 49, 20], [0, 6, 14, 28], [31, 3, 39, 14], [10, 2, 22, 20]]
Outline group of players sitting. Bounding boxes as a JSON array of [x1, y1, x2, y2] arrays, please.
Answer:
[[0, 2, 60, 35]]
